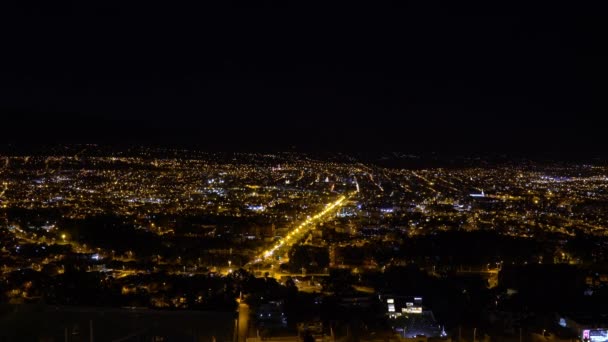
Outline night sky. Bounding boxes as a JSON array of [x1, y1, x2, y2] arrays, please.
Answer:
[[1, 1, 606, 154]]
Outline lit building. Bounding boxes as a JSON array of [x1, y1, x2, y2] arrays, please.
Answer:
[[381, 296, 445, 339]]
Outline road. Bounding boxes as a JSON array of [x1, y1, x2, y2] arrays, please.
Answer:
[[238, 303, 250, 342], [247, 193, 352, 266]]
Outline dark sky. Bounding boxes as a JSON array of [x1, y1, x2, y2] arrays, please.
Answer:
[[1, 1, 606, 154]]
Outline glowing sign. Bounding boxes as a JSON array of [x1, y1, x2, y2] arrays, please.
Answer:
[[402, 306, 422, 314], [583, 329, 608, 342]]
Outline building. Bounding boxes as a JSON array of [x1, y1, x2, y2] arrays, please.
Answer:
[[380, 296, 446, 339], [256, 301, 287, 328]]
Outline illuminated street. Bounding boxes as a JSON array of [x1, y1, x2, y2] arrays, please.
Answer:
[[238, 302, 250, 342], [249, 194, 352, 266]]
